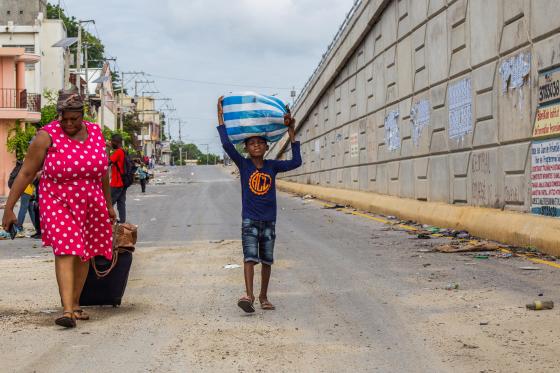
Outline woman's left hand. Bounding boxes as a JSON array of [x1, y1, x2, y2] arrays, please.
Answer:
[[108, 206, 117, 224]]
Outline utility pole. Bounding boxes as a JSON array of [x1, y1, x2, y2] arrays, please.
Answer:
[[117, 71, 144, 130], [77, 20, 94, 74], [200, 144, 209, 165], [84, 43, 88, 93]]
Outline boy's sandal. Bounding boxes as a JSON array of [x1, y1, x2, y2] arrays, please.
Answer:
[[73, 309, 90, 320], [260, 300, 276, 310], [237, 297, 255, 313], [55, 312, 77, 328]]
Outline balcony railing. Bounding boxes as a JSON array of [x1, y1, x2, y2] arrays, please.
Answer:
[[0, 89, 41, 112]]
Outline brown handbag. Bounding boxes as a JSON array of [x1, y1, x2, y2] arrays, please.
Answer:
[[91, 223, 137, 278]]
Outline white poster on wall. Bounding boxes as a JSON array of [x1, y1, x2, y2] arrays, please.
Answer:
[[350, 133, 359, 158], [314, 139, 321, 153], [448, 78, 472, 140], [411, 99, 430, 146], [384, 110, 400, 151]]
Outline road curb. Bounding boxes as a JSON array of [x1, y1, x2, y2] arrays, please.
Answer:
[[277, 180, 560, 257]]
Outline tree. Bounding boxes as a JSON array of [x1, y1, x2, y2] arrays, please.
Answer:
[[46, 3, 105, 68], [7, 122, 36, 160]]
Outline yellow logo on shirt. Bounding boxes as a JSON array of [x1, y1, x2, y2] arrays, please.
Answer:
[[249, 170, 272, 196]]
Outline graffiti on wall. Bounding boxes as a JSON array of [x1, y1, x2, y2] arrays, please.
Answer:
[[384, 110, 400, 151], [448, 78, 472, 141], [531, 139, 560, 217], [410, 99, 430, 146], [470, 151, 497, 207]]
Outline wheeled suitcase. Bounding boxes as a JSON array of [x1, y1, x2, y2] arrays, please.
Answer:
[[79, 251, 133, 307]]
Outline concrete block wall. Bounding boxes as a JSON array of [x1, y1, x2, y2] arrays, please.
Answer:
[[274, 0, 560, 213]]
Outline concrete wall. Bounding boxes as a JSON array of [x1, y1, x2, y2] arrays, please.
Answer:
[[272, 0, 560, 214], [39, 19, 66, 99], [0, 0, 46, 26]]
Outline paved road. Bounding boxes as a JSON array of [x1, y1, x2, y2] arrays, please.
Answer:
[[1, 166, 559, 372]]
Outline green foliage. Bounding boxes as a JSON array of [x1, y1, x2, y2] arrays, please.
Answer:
[[197, 153, 220, 165], [46, 3, 105, 68], [7, 122, 37, 160], [102, 127, 131, 145]]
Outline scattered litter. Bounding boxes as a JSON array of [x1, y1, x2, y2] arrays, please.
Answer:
[[40, 309, 57, 314], [520, 266, 541, 271], [436, 241, 500, 253], [417, 249, 435, 253], [323, 204, 345, 209], [454, 231, 470, 239], [423, 263, 431, 267], [474, 255, 489, 259], [496, 252, 513, 259], [479, 321, 489, 326], [210, 240, 224, 244], [526, 300, 554, 310], [445, 283, 460, 290], [417, 233, 431, 239], [387, 216, 397, 220], [191, 172, 195, 176], [223, 264, 241, 269], [302, 194, 314, 200]]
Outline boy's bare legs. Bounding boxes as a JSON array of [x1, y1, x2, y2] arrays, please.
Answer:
[[259, 264, 275, 310], [243, 262, 256, 302]]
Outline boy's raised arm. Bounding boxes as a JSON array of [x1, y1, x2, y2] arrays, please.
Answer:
[[273, 113, 302, 173], [217, 96, 243, 166]]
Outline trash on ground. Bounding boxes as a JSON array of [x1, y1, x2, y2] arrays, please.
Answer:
[[526, 300, 554, 310], [445, 283, 460, 290], [323, 204, 345, 209], [474, 255, 489, 259], [223, 264, 241, 269], [479, 321, 489, 326], [436, 241, 500, 253], [520, 266, 541, 271], [417, 233, 431, 239], [40, 309, 57, 314], [417, 248, 435, 253], [302, 194, 314, 200]]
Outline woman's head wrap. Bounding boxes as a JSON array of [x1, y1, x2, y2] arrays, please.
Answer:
[[57, 87, 84, 113]]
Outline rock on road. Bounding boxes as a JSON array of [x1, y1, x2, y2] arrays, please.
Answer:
[[1, 166, 560, 372]]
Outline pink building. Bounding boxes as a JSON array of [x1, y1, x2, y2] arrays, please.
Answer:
[[0, 47, 40, 196]]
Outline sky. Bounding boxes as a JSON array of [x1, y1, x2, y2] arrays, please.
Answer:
[[63, 0, 356, 154]]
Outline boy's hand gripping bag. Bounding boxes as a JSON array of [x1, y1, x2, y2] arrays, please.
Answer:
[[222, 92, 289, 144]]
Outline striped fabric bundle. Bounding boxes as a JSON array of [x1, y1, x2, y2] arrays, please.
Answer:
[[222, 92, 288, 144]]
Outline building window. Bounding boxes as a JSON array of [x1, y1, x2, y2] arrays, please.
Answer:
[[7, 11, 10, 15], [19, 11, 23, 15]]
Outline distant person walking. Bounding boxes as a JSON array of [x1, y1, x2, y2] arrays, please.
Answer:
[[136, 162, 149, 193], [2, 87, 116, 328], [110, 134, 128, 223]]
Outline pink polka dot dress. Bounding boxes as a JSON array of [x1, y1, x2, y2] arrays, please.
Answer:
[[39, 121, 113, 261]]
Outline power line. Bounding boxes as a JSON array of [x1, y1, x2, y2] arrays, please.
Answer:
[[145, 73, 293, 91]]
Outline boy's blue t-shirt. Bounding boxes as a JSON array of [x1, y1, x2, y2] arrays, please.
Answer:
[[217, 125, 302, 222]]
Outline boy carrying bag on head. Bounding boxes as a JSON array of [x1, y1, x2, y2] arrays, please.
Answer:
[[217, 96, 302, 313]]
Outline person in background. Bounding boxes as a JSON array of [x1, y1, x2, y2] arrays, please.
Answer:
[[15, 181, 35, 238], [110, 134, 127, 223], [136, 162, 149, 193], [1, 87, 116, 328], [30, 170, 42, 239]]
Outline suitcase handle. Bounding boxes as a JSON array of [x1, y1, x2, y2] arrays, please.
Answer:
[[91, 249, 120, 278], [91, 222, 134, 278]]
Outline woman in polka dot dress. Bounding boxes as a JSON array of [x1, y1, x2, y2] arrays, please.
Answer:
[[2, 89, 116, 328]]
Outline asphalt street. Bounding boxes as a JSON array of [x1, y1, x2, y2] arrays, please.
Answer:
[[1, 166, 560, 372]]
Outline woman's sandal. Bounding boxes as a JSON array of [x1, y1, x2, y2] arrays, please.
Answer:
[[73, 309, 90, 320], [259, 299, 276, 310], [237, 296, 255, 313], [55, 311, 77, 328]]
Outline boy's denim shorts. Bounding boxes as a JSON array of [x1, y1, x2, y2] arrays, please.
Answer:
[[241, 218, 276, 265]]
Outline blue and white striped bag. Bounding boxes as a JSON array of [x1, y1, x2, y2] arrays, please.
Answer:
[[222, 92, 288, 144]]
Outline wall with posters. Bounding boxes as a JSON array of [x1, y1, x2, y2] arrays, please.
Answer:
[[271, 0, 560, 213]]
